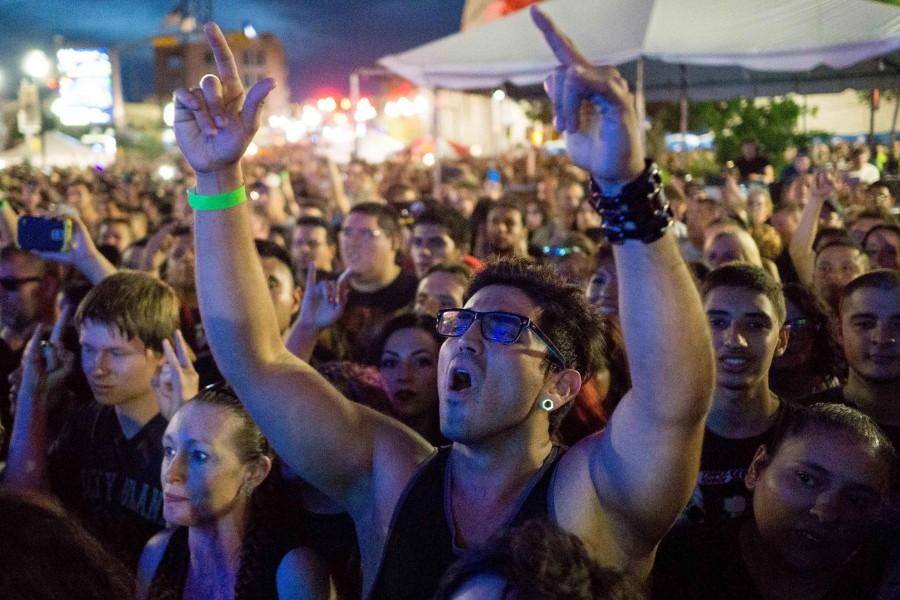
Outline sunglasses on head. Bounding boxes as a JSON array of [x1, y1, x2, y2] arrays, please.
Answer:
[[436, 308, 567, 369], [541, 245, 585, 258], [0, 276, 43, 291]]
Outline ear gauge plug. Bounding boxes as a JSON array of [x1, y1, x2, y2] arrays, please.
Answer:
[[540, 398, 555, 411]]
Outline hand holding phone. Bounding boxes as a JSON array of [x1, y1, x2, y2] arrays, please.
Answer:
[[17, 216, 72, 253]]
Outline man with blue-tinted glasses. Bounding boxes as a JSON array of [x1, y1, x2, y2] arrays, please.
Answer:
[[176, 8, 714, 597]]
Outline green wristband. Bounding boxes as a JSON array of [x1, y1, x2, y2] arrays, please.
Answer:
[[187, 186, 247, 211]]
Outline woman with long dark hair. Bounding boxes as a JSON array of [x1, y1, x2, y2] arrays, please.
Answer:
[[369, 313, 446, 446], [769, 283, 844, 402]]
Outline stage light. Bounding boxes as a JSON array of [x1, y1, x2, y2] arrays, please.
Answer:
[[23, 50, 51, 79]]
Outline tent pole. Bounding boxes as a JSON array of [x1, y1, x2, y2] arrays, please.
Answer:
[[635, 58, 646, 153], [679, 65, 688, 145], [350, 71, 360, 160], [869, 90, 877, 155], [431, 87, 442, 193], [891, 83, 900, 146]]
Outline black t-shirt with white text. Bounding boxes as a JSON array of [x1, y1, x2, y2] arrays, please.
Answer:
[[48, 402, 167, 570], [674, 403, 788, 529]]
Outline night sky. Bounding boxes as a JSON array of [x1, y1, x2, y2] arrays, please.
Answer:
[[0, 0, 466, 102]]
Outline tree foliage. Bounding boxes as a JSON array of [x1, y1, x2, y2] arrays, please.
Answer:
[[695, 97, 821, 169], [647, 97, 827, 170]]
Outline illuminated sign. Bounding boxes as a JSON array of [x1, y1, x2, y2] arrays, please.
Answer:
[[53, 48, 113, 126]]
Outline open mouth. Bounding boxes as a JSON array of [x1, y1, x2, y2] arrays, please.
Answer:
[[719, 355, 752, 369], [450, 368, 472, 391]]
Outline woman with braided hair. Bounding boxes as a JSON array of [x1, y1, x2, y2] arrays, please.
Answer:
[[136, 385, 331, 599]]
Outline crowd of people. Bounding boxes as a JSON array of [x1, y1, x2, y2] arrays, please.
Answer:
[[0, 7, 897, 599]]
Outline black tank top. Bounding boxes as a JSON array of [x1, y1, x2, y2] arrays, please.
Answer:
[[147, 527, 189, 600], [147, 525, 288, 600], [367, 445, 564, 600]]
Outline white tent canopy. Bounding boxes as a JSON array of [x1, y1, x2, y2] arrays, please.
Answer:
[[0, 130, 114, 169], [379, 0, 900, 100]]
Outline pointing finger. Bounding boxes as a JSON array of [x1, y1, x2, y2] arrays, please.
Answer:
[[204, 22, 243, 98], [531, 6, 590, 67], [162, 338, 180, 372], [173, 330, 193, 370], [305, 260, 317, 292], [25, 325, 43, 363], [336, 269, 352, 303], [49, 305, 72, 345]]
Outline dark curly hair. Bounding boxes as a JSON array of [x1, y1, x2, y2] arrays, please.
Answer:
[[433, 518, 646, 600], [465, 258, 608, 432], [781, 282, 845, 380], [367, 312, 442, 367], [701, 262, 786, 324]]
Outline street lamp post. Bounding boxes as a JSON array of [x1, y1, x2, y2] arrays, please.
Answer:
[[17, 80, 41, 166], [19, 49, 51, 166]]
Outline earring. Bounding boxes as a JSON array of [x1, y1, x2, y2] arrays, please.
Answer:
[[540, 398, 554, 411]]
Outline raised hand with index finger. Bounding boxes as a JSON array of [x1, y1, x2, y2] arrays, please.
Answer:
[[530, 6, 644, 191], [173, 23, 275, 175], [153, 329, 200, 421]]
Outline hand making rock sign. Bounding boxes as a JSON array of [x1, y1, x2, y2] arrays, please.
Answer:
[[173, 23, 275, 180]]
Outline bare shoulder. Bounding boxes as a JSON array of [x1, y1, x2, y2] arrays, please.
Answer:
[[552, 433, 625, 564], [136, 527, 179, 600], [366, 412, 437, 515], [277, 546, 335, 600], [552, 426, 655, 574], [344, 413, 438, 588], [340, 406, 436, 523]]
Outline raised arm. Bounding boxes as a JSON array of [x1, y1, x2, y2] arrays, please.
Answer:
[[175, 24, 429, 508], [326, 157, 351, 217], [788, 171, 835, 287], [4, 308, 72, 492], [532, 7, 714, 568], [0, 199, 19, 247], [284, 262, 350, 361]]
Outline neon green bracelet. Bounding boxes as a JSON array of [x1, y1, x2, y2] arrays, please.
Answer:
[[187, 186, 247, 211]]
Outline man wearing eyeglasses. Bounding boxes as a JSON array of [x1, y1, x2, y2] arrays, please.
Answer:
[[333, 202, 418, 362], [0, 246, 60, 353], [0, 246, 61, 455], [176, 10, 713, 597]]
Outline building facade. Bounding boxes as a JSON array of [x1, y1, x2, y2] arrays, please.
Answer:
[[154, 31, 289, 116]]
